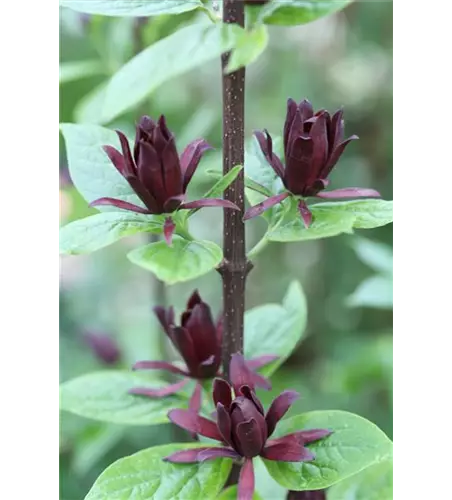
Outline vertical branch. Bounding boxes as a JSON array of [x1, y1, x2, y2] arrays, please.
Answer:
[[219, 0, 252, 380]]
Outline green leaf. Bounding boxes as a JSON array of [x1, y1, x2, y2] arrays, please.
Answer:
[[84, 443, 232, 500], [74, 82, 109, 124], [98, 23, 237, 124], [59, 0, 202, 17], [328, 459, 393, 500], [218, 486, 263, 500], [244, 281, 307, 377], [60, 371, 186, 425], [59, 60, 105, 84], [268, 205, 356, 242], [187, 166, 243, 217], [263, 410, 393, 491], [226, 25, 269, 73], [347, 276, 393, 309], [253, 457, 286, 500], [128, 238, 223, 284], [72, 423, 124, 476], [207, 169, 272, 198], [351, 237, 393, 275], [59, 212, 162, 255], [60, 123, 140, 206], [314, 199, 393, 229], [258, 0, 353, 26], [245, 135, 282, 194]]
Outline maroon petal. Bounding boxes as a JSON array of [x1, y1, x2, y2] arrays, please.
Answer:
[[330, 108, 344, 150], [284, 98, 298, 152], [153, 306, 173, 335], [239, 385, 265, 415], [243, 192, 290, 221], [298, 199, 313, 229], [316, 187, 381, 199], [168, 409, 223, 441], [245, 355, 279, 371], [236, 418, 265, 457], [164, 194, 186, 213], [137, 141, 166, 204], [265, 390, 300, 437], [185, 302, 219, 368], [189, 382, 203, 414], [116, 130, 137, 176], [89, 197, 151, 214], [163, 447, 216, 463], [254, 130, 285, 179], [213, 378, 233, 408], [180, 138, 213, 191], [132, 360, 189, 377], [285, 136, 313, 194], [216, 403, 233, 446], [169, 326, 198, 375], [187, 290, 202, 310], [322, 135, 358, 177], [308, 112, 328, 183], [238, 458, 255, 500], [161, 137, 183, 198], [180, 198, 240, 210], [163, 217, 176, 246], [299, 99, 314, 122], [261, 438, 315, 462], [103, 145, 125, 175], [296, 429, 333, 444], [198, 447, 240, 462], [129, 378, 189, 398]]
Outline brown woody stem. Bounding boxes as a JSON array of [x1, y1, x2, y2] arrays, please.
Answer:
[[219, 0, 253, 380]]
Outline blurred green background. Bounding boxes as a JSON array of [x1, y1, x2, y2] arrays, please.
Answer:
[[59, 3, 392, 499]]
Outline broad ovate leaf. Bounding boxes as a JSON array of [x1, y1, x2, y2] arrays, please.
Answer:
[[97, 22, 238, 124], [59, 212, 162, 255], [328, 459, 393, 500], [128, 238, 223, 284], [258, 0, 353, 26], [263, 410, 393, 491], [59, 0, 202, 17], [59, 371, 186, 425], [59, 60, 105, 84], [347, 276, 393, 309], [268, 206, 356, 242], [244, 281, 307, 376], [60, 123, 142, 207], [351, 237, 393, 275], [85, 443, 232, 500], [313, 199, 393, 229], [226, 25, 269, 73]]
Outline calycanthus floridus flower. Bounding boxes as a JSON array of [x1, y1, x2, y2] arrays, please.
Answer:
[[244, 99, 381, 228], [130, 292, 278, 414], [164, 354, 332, 500], [90, 115, 239, 244]]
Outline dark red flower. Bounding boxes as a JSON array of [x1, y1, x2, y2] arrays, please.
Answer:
[[83, 331, 121, 365], [90, 115, 239, 244], [287, 490, 326, 500], [244, 99, 380, 228], [164, 354, 332, 500], [130, 292, 278, 414]]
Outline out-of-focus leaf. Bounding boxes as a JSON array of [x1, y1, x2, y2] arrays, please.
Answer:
[[351, 237, 393, 275], [244, 281, 307, 376], [60, 0, 202, 17], [347, 275, 393, 309], [59, 60, 105, 84], [226, 25, 269, 73]]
